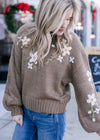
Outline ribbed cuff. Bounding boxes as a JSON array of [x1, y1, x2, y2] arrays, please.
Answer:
[[11, 106, 23, 116]]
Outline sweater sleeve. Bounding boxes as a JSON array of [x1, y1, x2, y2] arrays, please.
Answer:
[[3, 34, 23, 116], [70, 33, 100, 133]]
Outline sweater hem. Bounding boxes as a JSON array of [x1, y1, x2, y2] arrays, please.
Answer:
[[22, 95, 68, 114]]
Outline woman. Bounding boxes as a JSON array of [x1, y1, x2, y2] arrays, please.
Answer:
[[3, 0, 100, 139]]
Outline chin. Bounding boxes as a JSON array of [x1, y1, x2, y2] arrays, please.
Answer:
[[56, 31, 64, 36]]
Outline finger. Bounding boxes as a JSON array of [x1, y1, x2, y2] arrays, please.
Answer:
[[12, 119, 19, 124], [13, 117, 21, 125], [11, 116, 23, 126], [19, 116, 23, 127], [15, 118, 21, 125]]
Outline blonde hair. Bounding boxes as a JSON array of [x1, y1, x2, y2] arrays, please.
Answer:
[[19, 0, 81, 66]]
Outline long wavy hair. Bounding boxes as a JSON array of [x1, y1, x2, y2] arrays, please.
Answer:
[[19, 0, 81, 66]]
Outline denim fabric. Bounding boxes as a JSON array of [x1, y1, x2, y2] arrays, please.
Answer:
[[12, 105, 67, 140]]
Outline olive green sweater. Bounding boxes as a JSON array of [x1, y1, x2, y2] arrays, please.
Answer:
[[3, 23, 100, 133]]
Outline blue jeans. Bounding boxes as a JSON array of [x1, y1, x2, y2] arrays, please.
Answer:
[[12, 105, 67, 140]]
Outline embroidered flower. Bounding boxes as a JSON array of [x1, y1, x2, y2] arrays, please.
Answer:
[[69, 57, 74, 63], [17, 36, 22, 45], [27, 51, 38, 70], [87, 93, 96, 106], [29, 52, 38, 63], [87, 70, 92, 82], [28, 62, 33, 69], [28, 51, 38, 70], [26, 38, 73, 69], [18, 36, 22, 40], [57, 55, 63, 62], [34, 61, 38, 64], [21, 36, 31, 46], [62, 46, 72, 56], [87, 93, 100, 122], [86, 70, 94, 89], [94, 108, 100, 114], [51, 44, 56, 48], [92, 118, 96, 122], [17, 36, 31, 48], [21, 46, 23, 48], [88, 110, 92, 114], [88, 108, 100, 115]]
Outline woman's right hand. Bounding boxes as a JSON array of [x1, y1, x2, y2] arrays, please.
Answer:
[[12, 115, 23, 127]]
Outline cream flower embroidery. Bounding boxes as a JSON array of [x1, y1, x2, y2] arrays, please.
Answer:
[[87, 93, 96, 106], [26, 39, 74, 70], [86, 70, 94, 89], [92, 118, 96, 122], [88, 110, 92, 114], [62, 46, 72, 56], [69, 57, 74, 63], [28, 51, 38, 70], [29, 52, 38, 63], [88, 108, 100, 115], [28, 62, 33, 69], [51, 44, 56, 48], [21, 36, 31, 46], [57, 55, 63, 62], [94, 108, 100, 114], [17, 36, 31, 48], [34, 61, 38, 64], [87, 70, 92, 82], [56, 45, 73, 63], [87, 93, 100, 122], [18, 36, 22, 40], [17, 36, 22, 45]]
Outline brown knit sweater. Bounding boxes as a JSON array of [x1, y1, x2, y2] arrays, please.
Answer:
[[3, 23, 100, 133]]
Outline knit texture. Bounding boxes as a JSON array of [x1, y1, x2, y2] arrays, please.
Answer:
[[3, 23, 100, 133]]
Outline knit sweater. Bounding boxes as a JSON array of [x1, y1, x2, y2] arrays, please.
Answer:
[[3, 23, 100, 133]]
